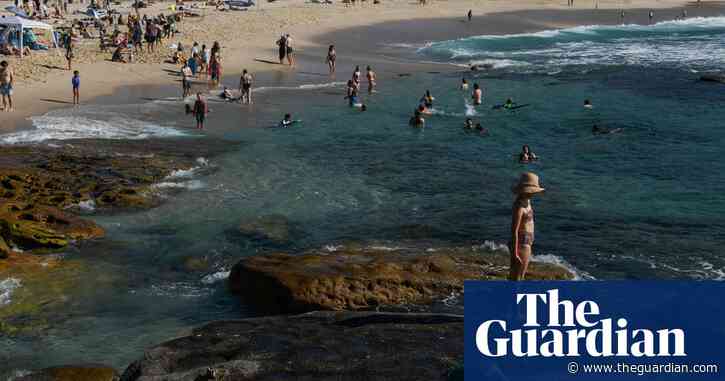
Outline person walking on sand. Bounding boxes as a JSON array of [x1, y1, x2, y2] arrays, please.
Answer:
[[0, 61, 14, 112], [240, 69, 253, 104], [327, 45, 336, 74], [649, 10, 654, 24], [181, 61, 193, 98], [193, 93, 208, 129], [509, 172, 545, 281], [71, 70, 80, 105], [276, 35, 287, 64], [366, 66, 376, 93], [65, 35, 74, 71], [285, 34, 295, 67], [467, 9, 472, 21], [210, 54, 222, 85]]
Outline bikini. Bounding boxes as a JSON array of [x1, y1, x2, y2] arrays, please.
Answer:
[[517, 206, 535, 246]]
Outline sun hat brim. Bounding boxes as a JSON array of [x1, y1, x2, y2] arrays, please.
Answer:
[[511, 185, 545, 194]]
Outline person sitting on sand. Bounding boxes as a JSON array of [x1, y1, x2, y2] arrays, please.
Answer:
[[409, 110, 425, 127], [509, 172, 545, 281], [518, 145, 538, 163], [472, 83, 482, 105], [584, 99, 593, 109], [221, 87, 234, 100], [111, 46, 128, 63]]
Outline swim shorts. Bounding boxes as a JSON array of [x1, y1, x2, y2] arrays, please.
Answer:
[[195, 113, 205, 123], [0, 84, 12, 96]]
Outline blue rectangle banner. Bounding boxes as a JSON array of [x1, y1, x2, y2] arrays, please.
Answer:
[[464, 281, 724, 380]]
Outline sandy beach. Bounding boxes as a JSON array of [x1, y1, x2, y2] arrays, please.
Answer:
[[2, 0, 723, 131]]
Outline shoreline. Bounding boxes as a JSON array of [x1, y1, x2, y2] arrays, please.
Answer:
[[4, 0, 723, 132]]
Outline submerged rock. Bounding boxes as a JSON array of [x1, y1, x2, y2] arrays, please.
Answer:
[[16, 364, 118, 381], [0, 251, 88, 334], [237, 214, 291, 244], [121, 311, 462, 381], [700, 74, 725, 83], [228, 244, 572, 314]]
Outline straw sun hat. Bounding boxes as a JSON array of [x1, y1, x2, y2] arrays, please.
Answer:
[[511, 172, 545, 195]]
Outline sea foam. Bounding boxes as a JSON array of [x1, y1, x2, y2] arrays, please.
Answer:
[[0, 278, 22, 307], [1, 114, 187, 145]]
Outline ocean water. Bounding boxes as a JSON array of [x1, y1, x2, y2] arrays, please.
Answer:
[[3, 17, 725, 375]]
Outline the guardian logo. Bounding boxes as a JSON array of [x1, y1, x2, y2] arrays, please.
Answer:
[[475, 289, 686, 358]]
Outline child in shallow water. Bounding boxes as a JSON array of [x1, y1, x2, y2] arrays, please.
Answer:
[[509, 172, 545, 281]]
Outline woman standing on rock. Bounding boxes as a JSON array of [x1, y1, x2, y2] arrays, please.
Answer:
[[509, 172, 545, 281]]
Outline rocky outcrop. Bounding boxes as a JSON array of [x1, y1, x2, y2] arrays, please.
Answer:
[[228, 245, 572, 314], [16, 364, 118, 381], [0, 139, 232, 257], [121, 311, 463, 381], [0, 202, 104, 255]]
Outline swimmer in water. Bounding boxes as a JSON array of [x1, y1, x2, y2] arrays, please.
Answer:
[[472, 83, 482, 105], [475, 123, 489, 135], [417, 104, 432, 115], [592, 125, 623, 135], [504, 98, 515, 109], [353, 65, 361, 88], [346, 79, 360, 107], [409, 110, 425, 127], [366, 66, 376, 93], [519, 145, 538, 163], [461, 78, 469, 91], [280, 113, 294, 127], [464, 118, 474, 130], [361, 104, 367, 112], [420, 90, 434, 108], [584, 99, 593, 109]]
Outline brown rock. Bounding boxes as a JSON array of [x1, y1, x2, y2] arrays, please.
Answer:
[[16, 364, 118, 381], [0, 202, 104, 254], [228, 245, 572, 314], [121, 311, 462, 381]]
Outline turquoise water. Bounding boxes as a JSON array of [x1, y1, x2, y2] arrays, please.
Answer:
[[3, 17, 725, 375]]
